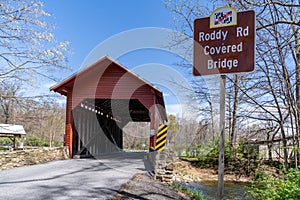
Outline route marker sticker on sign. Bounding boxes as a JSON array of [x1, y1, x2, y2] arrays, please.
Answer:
[[210, 6, 237, 28], [193, 7, 255, 76]]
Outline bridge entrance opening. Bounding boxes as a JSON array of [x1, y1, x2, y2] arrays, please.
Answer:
[[51, 56, 167, 158]]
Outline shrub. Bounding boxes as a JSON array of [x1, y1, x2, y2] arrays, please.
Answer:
[[27, 137, 49, 147], [246, 168, 300, 200], [236, 142, 259, 160], [196, 139, 232, 168], [0, 137, 12, 146]]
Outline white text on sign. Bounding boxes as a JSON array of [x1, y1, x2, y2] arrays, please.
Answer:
[[198, 26, 249, 71]]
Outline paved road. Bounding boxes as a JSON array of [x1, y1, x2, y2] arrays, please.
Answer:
[[0, 152, 147, 200]]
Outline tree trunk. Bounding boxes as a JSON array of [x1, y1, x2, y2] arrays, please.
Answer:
[[296, 46, 300, 168], [280, 122, 289, 172], [268, 144, 273, 161], [267, 132, 273, 161], [230, 75, 239, 151], [209, 102, 215, 145]]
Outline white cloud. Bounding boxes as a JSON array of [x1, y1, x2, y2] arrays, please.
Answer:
[[166, 103, 199, 121], [166, 104, 182, 116], [163, 92, 170, 97], [44, 81, 56, 89]]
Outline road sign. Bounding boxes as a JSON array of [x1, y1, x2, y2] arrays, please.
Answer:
[[155, 124, 168, 152], [193, 7, 255, 76]]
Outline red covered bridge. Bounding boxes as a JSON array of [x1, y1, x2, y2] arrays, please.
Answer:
[[51, 56, 167, 158]]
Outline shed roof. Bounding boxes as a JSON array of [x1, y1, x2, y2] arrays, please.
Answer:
[[0, 124, 26, 135]]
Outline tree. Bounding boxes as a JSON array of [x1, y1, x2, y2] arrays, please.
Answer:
[[228, 75, 239, 150], [123, 122, 150, 149], [0, 81, 18, 123], [0, 0, 69, 82], [0, 1, 69, 147], [234, 0, 300, 171], [31, 101, 65, 147], [17, 98, 65, 146], [167, 114, 179, 142], [164, 0, 300, 170]]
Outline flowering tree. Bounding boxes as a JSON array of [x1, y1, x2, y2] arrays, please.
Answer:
[[0, 0, 69, 82]]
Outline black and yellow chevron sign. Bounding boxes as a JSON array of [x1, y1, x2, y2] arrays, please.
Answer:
[[155, 124, 168, 152]]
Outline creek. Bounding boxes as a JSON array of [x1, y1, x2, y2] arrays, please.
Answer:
[[184, 180, 249, 200]]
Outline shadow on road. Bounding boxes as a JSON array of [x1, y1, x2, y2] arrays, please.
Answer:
[[0, 151, 154, 199]]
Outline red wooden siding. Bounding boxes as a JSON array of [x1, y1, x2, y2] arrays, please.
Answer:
[[51, 56, 167, 157]]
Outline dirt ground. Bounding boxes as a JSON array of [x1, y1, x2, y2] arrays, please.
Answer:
[[112, 173, 191, 200], [173, 160, 253, 183]]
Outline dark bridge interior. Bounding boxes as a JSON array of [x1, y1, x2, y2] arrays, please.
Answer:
[[72, 98, 151, 157]]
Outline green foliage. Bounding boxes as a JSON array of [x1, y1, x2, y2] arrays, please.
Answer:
[[196, 139, 232, 168], [0, 137, 12, 146], [246, 169, 300, 200], [27, 136, 49, 147], [168, 114, 179, 134], [52, 140, 64, 147], [26, 136, 63, 147], [180, 146, 197, 158], [194, 140, 261, 177], [236, 142, 259, 160], [171, 183, 206, 200]]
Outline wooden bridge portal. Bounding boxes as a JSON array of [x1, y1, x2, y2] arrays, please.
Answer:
[[51, 56, 167, 158]]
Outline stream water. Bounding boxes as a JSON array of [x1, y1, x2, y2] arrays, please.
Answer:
[[184, 181, 248, 200]]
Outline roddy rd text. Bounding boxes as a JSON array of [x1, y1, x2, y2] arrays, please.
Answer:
[[198, 26, 249, 70]]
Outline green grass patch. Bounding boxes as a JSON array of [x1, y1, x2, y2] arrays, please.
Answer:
[[171, 183, 206, 200], [180, 156, 199, 162]]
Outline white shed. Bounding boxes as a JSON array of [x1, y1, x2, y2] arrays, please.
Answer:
[[0, 124, 26, 149]]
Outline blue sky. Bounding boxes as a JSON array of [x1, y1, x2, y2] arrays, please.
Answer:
[[43, 0, 199, 118], [44, 0, 174, 71]]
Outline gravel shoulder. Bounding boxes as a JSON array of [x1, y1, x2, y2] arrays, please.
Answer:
[[112, 173, 191, 200]]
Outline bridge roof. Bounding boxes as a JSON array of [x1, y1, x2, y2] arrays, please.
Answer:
[[50, 56, 167, 122]]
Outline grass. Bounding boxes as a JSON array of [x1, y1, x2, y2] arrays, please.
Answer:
[[182, 170, 189, 176], [180, 156, 199, 162], [171, 183, 206, 200]]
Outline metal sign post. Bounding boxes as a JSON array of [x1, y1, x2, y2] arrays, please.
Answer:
[[218, 74, 226, 199]]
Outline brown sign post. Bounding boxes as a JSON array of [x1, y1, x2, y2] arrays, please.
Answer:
[[193, 7, 256, 200], [193, 8, 255, 76]]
